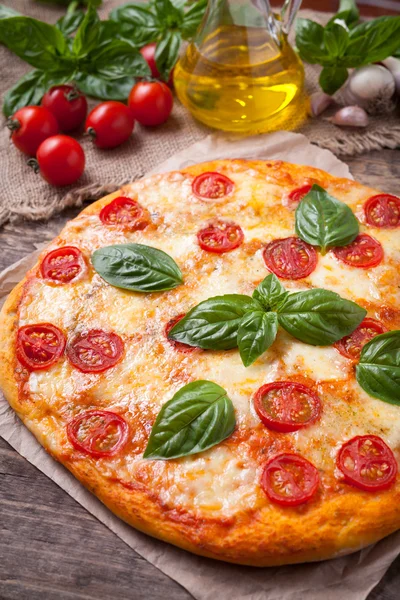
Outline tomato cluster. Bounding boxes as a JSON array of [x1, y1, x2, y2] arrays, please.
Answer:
[[7, 44, 174, 187]]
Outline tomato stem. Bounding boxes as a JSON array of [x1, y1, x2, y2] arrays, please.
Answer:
[[65, 87, 81, 102], [6, 117, 20, 133], [27, 158, 40, 174], [86, 126, 96, 140]]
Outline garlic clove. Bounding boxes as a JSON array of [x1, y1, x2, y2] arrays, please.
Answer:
[[310, 92, 334, 117], [328, 106, 369, 127]]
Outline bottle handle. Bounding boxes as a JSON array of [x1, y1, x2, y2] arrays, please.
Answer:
[[280, 0, 302, 35]]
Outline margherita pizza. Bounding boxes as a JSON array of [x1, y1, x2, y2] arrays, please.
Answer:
[[1, 159, 400, 566]]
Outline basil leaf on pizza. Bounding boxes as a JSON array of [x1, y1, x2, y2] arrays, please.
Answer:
[[356, 331, 400, 405], [143, 380, 236, 459], [92, 243, 183, 292], [277, 289, 367, 345], [252, 274, 288, 311], [168, 295, 261, 350], [237, 311, 278, 367], [295, 184, 359, 253]]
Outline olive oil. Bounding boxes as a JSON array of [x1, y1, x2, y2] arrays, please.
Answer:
[[174, 25, 308, 133]]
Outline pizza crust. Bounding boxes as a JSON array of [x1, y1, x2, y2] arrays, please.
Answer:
[[1, 161, 400, 566]]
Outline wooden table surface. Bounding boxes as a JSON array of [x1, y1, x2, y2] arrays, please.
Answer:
[[2, 1, 400, 599]]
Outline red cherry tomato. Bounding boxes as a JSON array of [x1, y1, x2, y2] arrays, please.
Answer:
[[165, 314, 197, 353], [364, 194, 400, 228], [33, 135, 85, 187], [140, 43, 174, 85], [253, 382, 322, 433], [197, 221, 244, 253], [192, 172, 234, 201], [287, 184, 312, 207], [263, 236, 317, 280], [16, 323, 66, 371], [67, 410, 129, 458], [261, 453, 319, 507], [7, 106, 59, 156], [67, 329, 124, 373], [40, 246, 86, 284], [85, 101, 134, 149], [332, 234, 383, 268], [337, 435, 397, 492], [334, 318, 387, 360], [99, 197, 149, 231], [41, 85, 87, 132], [128, 81, 173, 127]]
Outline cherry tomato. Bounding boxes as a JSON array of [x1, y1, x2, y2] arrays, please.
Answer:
[[67, 410, 129, 458], [99, 197, 149, 231], [33, 135, 85, 187], [165, 314, 197, 353], [253, 382, 322, 433], [16, 323, 66, 371], [287, 184, 312, 207], [41, 85, 87, 132], [67, 330, 124, 373], [192, 172, 234, 201], [140, 43, 174, 85], [261, 453, 319, 507], [40, 246, 87, 284], [197, 221, 244, 253], [128, 81, 173, 127], [332, 234, 383, 268], [334, 318, 387, 360], [263, 236, 317, 280], [7, 106, 59, 156], [337, 435, 397, 492], [364, 194, 400, 228], [85, 101, 134, 149]]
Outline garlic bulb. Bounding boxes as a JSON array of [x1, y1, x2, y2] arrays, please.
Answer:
[[382, 57, 400, 96], [328, 106, 369, 127], [342, 65, 396, 115]]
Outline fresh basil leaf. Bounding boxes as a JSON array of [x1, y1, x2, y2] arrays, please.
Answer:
[[181, 0, 207, 38], [155, 31, 182, 80], [277, 289, 366, 346], [319, 65, 348, 95], [143, 380, 236, 459], [154, 0, 184, 29], [88, 40, 150, 80], [346, 17, 400, 66], [295, 19, 333, 66], [356, 331, 400, 406], [295, 184, 359, 253], [323, 23, 349, 58], [72, 5, 100, 56], [3, 70, 46, 117], [74, 72, 135, 100], [56, 9, 85, 36], [252, 274, 288, 311], [0, 16, 67, 71], [109, 4, 160, 45], [237, 311, 277, 367], [92, 244, 183, 292], [169, 295, 261, 350]]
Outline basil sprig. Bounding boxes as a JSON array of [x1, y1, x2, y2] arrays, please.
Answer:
[[296, 0, 400, 95], [0, 5, 151, 116], [92, 243, 183, 293], [169, 274, 366, 366], [295, 185, 359, 253], [356, 331, 400, 406], [143, 380, 236, 460]]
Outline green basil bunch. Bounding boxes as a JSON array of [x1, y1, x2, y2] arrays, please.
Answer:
[[0, 4, 150, 116], [144, 380, 235, 459], [109, 0, 207, 80], [169, 274, 367, 367], [295, 0, 400, 94]]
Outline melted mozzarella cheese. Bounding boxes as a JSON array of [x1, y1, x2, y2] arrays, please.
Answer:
[[18, 162, 400, 518]]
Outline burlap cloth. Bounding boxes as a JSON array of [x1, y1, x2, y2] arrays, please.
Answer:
[[1, 1, 400, 227]]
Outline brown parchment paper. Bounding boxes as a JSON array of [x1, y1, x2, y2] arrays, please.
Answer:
[[1, 131, 399, 600]]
